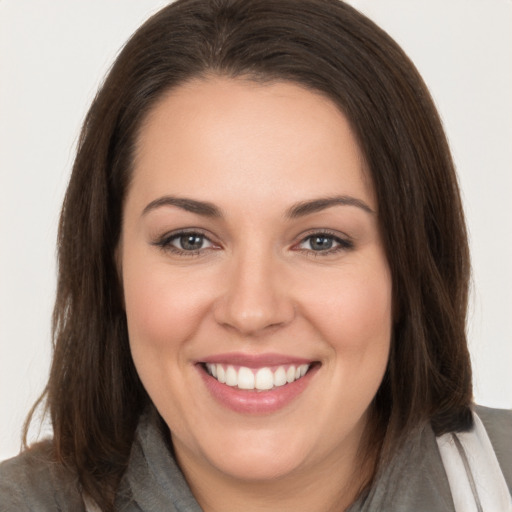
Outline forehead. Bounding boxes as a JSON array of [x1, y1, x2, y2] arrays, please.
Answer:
[[130, 76, 374, 211]]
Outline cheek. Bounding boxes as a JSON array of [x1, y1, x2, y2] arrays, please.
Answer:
[[291, 258, 392, 450], [122, 253, 213, 358], [304, 262, 393, 353]]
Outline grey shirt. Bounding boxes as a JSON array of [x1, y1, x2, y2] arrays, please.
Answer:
[[1, 406, 511, 511]]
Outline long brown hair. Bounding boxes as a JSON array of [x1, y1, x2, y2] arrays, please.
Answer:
[[26, 0, 472, 508]]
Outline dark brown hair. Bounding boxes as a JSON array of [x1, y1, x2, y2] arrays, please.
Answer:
[[26, 0, 472, 508]]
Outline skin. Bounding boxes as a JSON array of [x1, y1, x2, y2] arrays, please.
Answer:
[[118, 77, 393, 512]]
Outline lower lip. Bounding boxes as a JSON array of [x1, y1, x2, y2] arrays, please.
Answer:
[[197, 364, 318, 414]]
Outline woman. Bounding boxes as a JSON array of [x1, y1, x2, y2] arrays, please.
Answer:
[[1, 0, 510, 511]]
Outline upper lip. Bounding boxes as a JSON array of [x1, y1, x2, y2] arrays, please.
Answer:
[[199, 352, 316, 368]]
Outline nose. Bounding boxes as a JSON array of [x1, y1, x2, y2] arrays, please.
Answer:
[[213, 248, 295, 336]]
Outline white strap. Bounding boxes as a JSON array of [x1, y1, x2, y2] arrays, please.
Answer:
[[437, 412, 512, 512], [83, 494, 102, 512]]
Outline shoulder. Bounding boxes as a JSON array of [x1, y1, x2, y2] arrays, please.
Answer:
[[474, 405, 512, 490], [0, 441, 85, 512]]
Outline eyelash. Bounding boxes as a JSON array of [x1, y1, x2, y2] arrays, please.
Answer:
[[152, 229, 217, 256], [293, 230, 354, 256], [152, 229, 354, 257]]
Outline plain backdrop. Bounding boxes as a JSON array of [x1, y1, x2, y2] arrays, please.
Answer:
[[1, 0, 511, 462]]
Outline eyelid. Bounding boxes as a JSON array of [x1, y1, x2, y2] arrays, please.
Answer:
[[292, 229, 354, 253], [151, 227, 353, 256], [152, 228, 221, 255]]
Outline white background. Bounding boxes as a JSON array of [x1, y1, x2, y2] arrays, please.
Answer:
[[1, 0, 511, 461]]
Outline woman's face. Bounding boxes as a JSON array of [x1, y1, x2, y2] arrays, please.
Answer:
[[119, 77, 392, 483]]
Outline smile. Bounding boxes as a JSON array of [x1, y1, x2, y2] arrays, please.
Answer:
[[197, 354, 320, 414], [204, 363, 310, 391]]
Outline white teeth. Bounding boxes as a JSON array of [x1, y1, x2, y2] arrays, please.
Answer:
[[205, 363, 311, 390], [206, 363, 216, 378], [225, 366, 237, 386], [238, 366, 255, 390], [273, 366, 287, 387], [216, 364, 226, 383], [255, 368, 274, 390]]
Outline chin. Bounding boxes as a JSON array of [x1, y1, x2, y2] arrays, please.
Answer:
[[193, 427, 313, 482], [210, 450, 305, 482]]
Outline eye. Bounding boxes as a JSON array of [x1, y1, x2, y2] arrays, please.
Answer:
[[172, 233, 212, 251], [154, 230, 217, 255], [296, 232, 353, 254]]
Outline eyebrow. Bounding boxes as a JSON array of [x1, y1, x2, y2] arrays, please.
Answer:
[[142, 196, 222, 217], [141, 194, 374, 219], [285, 195, 374, 218]]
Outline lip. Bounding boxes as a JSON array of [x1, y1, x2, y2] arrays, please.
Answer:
[[199, 352, 314, 368], [196, 353, 320, 414]]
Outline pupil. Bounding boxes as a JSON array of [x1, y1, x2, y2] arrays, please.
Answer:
[[311, 236, 333, 251], [181, 234, 203, 250]]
